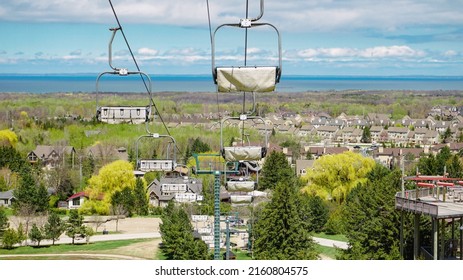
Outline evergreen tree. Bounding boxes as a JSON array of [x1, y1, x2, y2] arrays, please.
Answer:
[[111, 186, 135, 217], [339, 165, 414, 260], [0, 207, 8, 239], [361, 126, 371, 143], [44, 211, 64, 245], [259, 151, 294, 190], [2, 228, 18, 249], [133, 178, 149, 216], [28, 223, 45, 247], [160, 202, 209, 260], [66, 210, 86, 244], [253, 181, 318, 260], [190, 137, 211, 154], [299, 194, 329, 233]]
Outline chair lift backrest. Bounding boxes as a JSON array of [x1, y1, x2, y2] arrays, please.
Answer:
[[211, 0, 282, 93]]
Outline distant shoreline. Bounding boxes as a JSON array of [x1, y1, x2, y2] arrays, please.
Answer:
[[0, 74, 462, 93]]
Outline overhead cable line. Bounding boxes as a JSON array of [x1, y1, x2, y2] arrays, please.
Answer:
[[108, 0, 181, 156]]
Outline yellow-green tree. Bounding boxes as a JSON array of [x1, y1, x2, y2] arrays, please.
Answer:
[[0, 129, 18, 147], [302, 151, 375, 204], [80, 160, 136, 215]]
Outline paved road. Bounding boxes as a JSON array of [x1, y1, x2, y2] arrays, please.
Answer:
[[313, 237, 348, 250]]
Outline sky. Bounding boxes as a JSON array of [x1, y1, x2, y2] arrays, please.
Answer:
[[0, 0, 462, 76]]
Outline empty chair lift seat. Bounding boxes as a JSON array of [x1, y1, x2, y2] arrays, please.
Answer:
[[138, 159, 175, 172], [98, 106, 149, 124], [216, 67, 277, 93], [226, 180, 255, 192], [222, 146, 267, 162], [230, 194, 253, 204]]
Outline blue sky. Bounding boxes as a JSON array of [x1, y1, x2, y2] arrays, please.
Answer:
[[0, 0, 462, 76]]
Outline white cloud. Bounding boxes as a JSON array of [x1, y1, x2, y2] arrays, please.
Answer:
[[138, 48, 158, 56], [0, 0, 461, 32]]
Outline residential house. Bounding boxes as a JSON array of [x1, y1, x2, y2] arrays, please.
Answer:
[[86, 144, 129, 163], [370, 126, 384, 143], [311, 118, 328, 128], [67, 191, 88, 209], [336, 127, 363, 143], [412, 128, 429, 145], [27, 145, 76, 169], [315, 126, 339, 141], [147, 176, 203, 207], [297, 124, 315, 137], [423, 130, 440, 145], [295, 159, 315, 176], [367, 113, 391, 127], [0, 190, 14, 207], [305, 146, 349, 159], [386, 127, 411, 144]]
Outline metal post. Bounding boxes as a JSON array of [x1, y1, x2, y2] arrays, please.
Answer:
[[414, 213, 420, 260], [400, 160, 405, 258], [460, 218, 463, 260], [441, 219, 445, 259], [226, 217, 230, 260], [433, 218, 438, 260], [214, 170, 221, 260]]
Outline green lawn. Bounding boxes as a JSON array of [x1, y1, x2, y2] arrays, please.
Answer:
[[0, 239, 148, 255]]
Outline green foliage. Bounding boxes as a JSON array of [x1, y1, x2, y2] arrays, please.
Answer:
[[2, 228, 19, 249], [66, 210, 86, 244], [361, 126, 371, 143], [28, 223, 45, 247], [253, 181, 318, 260], [160, 202, 210, 260], [339, 165, 414, 260], [259, 151, 294, 190], [0, 129, 18, 147], [44, 211, 65, 245], [302, 151, 375, 203], [133, 177, 149, 216], [13, 172, 49, 215], [299, 194, 329, 233], [0, 207, 9, 239], [111, 186, 135, 217], [81, 160, 136, 215], [416, 146, 462, 177], [0, 145, 29, 173]]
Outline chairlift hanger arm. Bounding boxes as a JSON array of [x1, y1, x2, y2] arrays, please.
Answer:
[[211, 22, 282, 84]]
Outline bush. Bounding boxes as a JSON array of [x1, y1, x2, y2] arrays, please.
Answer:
[[2, 228, 18, 249], [149, 205, 163, 216]]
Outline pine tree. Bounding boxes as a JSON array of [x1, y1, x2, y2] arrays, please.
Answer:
[[160, 202, 209, 260], [66, 210, 86, 244], [28, 223, 44, 247], [44, 211, 64, 245], [253, 181, 318, 260], [0, 206, 8, 239], [133, 178, 149, 216], [259, 151, 294, 190]]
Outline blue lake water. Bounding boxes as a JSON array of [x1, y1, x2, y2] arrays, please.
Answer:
[[0, 74, 462, 93]]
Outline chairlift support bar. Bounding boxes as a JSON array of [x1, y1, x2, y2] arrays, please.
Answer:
[[211, 0, 282, 92]]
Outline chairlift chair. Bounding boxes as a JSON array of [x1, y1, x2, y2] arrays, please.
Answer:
[[211, 0, 282, 93], [220, 114, 268, 162], [135, 133, 177, 172], [96, 27, 153, 124]]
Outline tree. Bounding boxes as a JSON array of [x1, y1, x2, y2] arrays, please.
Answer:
[[28, 223, 45, 247], [253, 181, 318, 260], [0, 206, 9, 240], [160, 202, 210, 260], [80, 160, 136, 215], [302, 151, 375, 204], [2, 228, 18, 249], [361, 126, 371, 143], [44, 211, 64, 245], [299, 194, 329, 233], [259, 151, 294, 190], [133, 177, 149, 216], [66, 210, 86, 244], [111, 186, 135, 217], [339, 165, 414, 260]]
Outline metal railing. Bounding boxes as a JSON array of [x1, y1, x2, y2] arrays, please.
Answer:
[[395, 189, 438, 217]]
